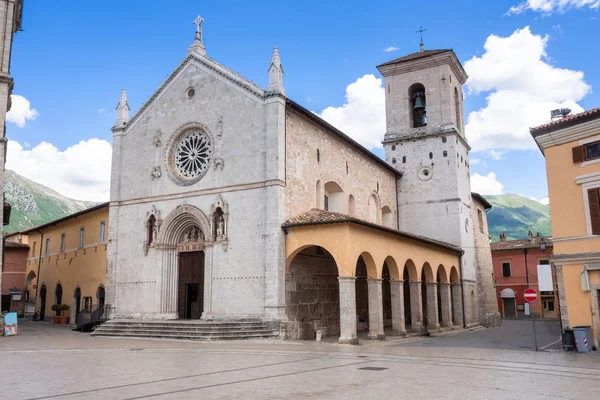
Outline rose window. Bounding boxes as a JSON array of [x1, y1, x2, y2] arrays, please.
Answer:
[[166, 125, 214, 186], [174, 131, 212, 179]]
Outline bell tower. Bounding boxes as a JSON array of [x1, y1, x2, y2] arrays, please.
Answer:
[[377, 44, 477, 309]]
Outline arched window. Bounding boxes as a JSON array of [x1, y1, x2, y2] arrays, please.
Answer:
[[369, 194, 380, 223], [324, 181, 344, 213], [409, 83, 427, 128], [454, 87, 461, 133], [382, 206, 393, 228]]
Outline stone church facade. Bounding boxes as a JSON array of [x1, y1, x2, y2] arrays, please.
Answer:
[[107, 17, 499, 343]]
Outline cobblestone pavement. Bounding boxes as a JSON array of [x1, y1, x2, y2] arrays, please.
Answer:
[[0, 321, 598, 400], [396, 319, 564, 351]]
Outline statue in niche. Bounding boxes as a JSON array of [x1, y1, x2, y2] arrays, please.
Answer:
[[213, 207, 225, 240], [183, 226, 201, 243]]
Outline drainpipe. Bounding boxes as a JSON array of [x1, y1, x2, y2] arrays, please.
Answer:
[[33, 229, 44, 320], [459, 250, 466, 329], [524, 249, 530, 287]]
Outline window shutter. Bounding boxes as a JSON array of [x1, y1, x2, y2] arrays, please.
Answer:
[[573, 145, 585, 163], [588, 188, 600, 235]]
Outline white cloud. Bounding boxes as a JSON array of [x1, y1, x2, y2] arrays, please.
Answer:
[[98, 108, 106, 114], [489, 150, 506, 160], [538, 196, 550, 205], [470, 172, 505, 195], [384, 46, 400, 52], [319, 74, 385, 150], [507, 0, 600, 15], [7, 139, 112, 201], [7, 95, 39, 127], [464, 26, 590, 152]]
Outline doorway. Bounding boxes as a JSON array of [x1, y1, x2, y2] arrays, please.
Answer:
[[39, 285, 47, 321], [74, 288, 81, 323], [178, 251, 205, 319], [503, 298, 516, 319], [542, 297, 557, 319]]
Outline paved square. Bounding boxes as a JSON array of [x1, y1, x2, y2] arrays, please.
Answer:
[[0, 321, 597, 399]]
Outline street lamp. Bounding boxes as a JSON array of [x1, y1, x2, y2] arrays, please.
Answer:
[[539, 238, 547, 253]]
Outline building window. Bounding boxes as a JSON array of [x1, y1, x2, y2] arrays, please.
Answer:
[[502, 262, 511, 277], [539, 259, 550, 265], [429, 152, 433, 159], [32, 241, 36, 257], [477, 209, 484, 233], [99, 221, 106, 243], [44, 238, 50, 256], [324, 195, 329, 211], [588, 188, 600, 235], [392, 144, 396, 151], [442, 136, 447, 143], [60, 233, 66, 253], [573, 141, 600, 163], [317, 148, 320, 162], [79, 227, 85, 249], [392, 158, 397, 164], [443, 151, 448, 157], [402, 156, 406, 163]]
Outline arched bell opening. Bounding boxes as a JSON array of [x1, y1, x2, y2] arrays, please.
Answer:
[[409, 83, 427, 128]]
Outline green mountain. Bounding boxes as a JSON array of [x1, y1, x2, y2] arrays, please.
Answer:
[[3, 169, 97, 234], [484, 194, 551, 242]]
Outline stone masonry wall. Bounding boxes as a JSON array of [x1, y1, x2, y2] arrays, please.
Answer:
[[471, 199, 501, 327], [285, 249, 339, 340], [285, 109, 397, 225]]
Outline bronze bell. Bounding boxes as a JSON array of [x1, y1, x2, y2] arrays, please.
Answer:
[[413, 92, 425, 110]]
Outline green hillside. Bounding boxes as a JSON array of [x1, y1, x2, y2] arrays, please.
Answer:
[[484, 194, 551, 242], [3, 169, 97, 234]]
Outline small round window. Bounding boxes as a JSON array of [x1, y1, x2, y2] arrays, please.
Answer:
[[187, 87, 195, 99], [418, 166, 433, 181]]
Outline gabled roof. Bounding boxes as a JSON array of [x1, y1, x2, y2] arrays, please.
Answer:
[[4, 241, 29, 249], [490, 236, 553, 251], [530, 107, 600, 136], [283, 208, 462, 253], [376, 49, 453, 68]]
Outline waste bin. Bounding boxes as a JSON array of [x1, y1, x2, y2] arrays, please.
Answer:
[[562, 328, 575, 351], [573, 326, 593, 353]]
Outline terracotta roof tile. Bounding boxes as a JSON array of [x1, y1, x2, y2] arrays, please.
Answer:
[[377, 49, 452, 68], [490, 236, 553, 251], [530, 107, 600, 135], [283, 209, 462, 253], [4, 241, 30, 249]]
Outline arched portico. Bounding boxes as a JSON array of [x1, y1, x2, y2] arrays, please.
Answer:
[[154, 204, 213, 319], [283, 209, 462, 344]]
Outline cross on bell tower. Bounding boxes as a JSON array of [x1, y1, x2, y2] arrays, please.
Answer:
[[416, 26, 427, 52]]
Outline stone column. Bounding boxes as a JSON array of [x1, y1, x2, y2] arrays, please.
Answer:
[[367, 279, 385, 340], [426, 283, 440, 331], [409, 281, 423, 332], [390, 280, 407, 336], [439, 283, 453, 327], [452, 283, 464, 327], [338, 277, 358, 345]]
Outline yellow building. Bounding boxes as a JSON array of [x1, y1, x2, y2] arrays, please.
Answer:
[[532, 107, 600, 348], [20, 203, 108, 323]]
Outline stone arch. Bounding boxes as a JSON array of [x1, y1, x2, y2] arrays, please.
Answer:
[[72, 285, 82, 323], [368, 192, 380, 224], [436, 264, 449, 283], [383, 256, 400, 280], [403, 259, 418, 282], [348, 194, 356, 216], [355, 251, 377, 278], [454, 87, 462, 132], [421, 262, 434, 283], [381, 206, 393, 228], [324, 181, 344, 213], [157, 204, 212, 245], [500, 288, 516, 298], [450, 266, 460, 283], [286, 244, 340, 274], [96, 284, 106, 309]]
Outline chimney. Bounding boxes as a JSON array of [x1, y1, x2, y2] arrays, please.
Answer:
[[536, 232, 541, 238], [499, 233, 506, 242]]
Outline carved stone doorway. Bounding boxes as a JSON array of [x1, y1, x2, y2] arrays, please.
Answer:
[[178, 251, 205, 319]]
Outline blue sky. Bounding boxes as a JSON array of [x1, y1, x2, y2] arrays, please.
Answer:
[[5, 0, 600, 201]]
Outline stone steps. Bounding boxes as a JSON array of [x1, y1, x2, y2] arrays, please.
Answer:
[[91, 319, 280, 341]]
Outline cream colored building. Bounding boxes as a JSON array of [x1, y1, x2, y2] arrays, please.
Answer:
[[532, 107, 600, 347]]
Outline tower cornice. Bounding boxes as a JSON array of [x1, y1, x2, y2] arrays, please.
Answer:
[[377, 51, 467, 84]]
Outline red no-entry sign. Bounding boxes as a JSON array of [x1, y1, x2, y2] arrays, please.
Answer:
[[524, 288, 538, 302]]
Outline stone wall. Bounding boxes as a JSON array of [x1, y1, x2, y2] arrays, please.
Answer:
[[285, 109, 397, 225], [285, 248, 339, 339], [472, 198, 502, 327]]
